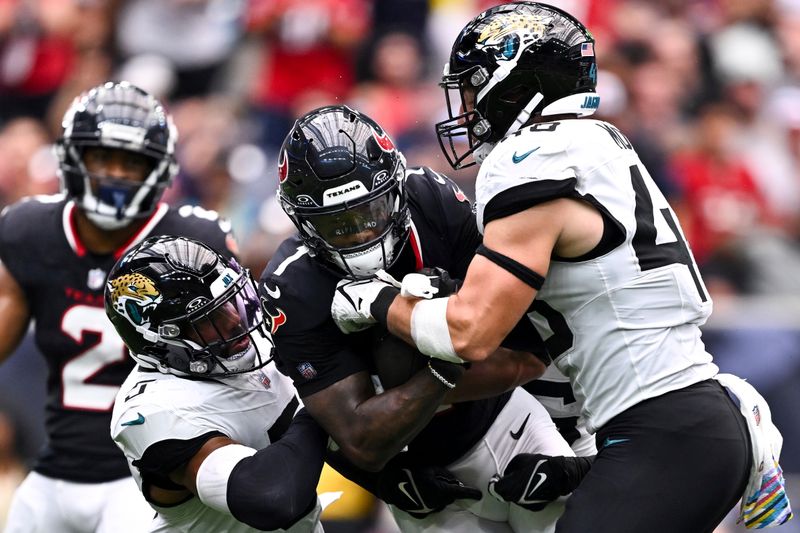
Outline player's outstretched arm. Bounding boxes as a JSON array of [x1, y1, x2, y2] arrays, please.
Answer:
[[303, 363, 464, 472], [0, 263, 31, 363], [445, 347, 546, 404], [173, 409, 328, 531], [384, 198, 600, 363]]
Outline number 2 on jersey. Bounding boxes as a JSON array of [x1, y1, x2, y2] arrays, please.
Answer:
[[630, 165, 707, 302], [61, 305, 128, 411]]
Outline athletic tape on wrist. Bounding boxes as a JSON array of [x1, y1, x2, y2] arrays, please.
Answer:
[[410, 298, 464, 364], [196, 444, 257, 514]]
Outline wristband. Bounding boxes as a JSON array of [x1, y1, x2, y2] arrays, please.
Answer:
[[371, 286, 400, 326]]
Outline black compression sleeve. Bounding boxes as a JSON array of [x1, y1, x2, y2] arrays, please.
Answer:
[[476, 244, 545, 290], [371, 286, 400, 327], [226, 409, 328, 531]]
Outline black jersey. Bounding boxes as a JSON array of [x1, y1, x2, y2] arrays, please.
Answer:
[[0, 196, 235, 483], [261, 168, 512, 467]]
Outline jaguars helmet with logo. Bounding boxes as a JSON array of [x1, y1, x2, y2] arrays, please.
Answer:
[[105, 236, 272, 377], [56, 81, 179, 230], [437, 1, 598, 168], [278, 105, 409, 279]]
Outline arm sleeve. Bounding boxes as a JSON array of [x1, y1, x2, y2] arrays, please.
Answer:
[[226, 408, 328, 531]]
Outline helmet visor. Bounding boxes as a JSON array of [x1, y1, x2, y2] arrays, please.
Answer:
[[305, 191, 397, 249], [166, 272, 271, 374]]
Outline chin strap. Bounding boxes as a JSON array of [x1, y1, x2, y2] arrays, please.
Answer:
[[507, 93, 544, 136]]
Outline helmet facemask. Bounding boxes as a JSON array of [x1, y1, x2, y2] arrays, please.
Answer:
[[436, 65, 496, 170], [57, 82, 179, 229], [284, 156, 410, 279], [156, 270, 273, 376], [300, 174, 409, 279], [59, 143, 174, 230]]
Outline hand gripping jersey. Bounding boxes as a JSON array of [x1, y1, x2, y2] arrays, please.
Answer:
[[0, 195, 235, 482], [110, 364, 318, 533], [476, 119, 719, 433], [261, 168, 519, 467]]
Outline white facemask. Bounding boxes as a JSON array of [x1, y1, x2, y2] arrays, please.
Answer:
[[331, 231, 401, 279]]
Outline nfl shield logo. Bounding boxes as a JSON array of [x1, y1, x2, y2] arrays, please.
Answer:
[[752, 405, 761, 425], [297, 362, 317, 380], [87, 268, 106, 290]]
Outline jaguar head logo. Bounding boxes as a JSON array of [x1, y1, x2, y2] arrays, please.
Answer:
[[108, 273, 163, 327]]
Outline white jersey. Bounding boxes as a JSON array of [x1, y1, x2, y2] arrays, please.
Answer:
[[527, 365, 596, 457], [110, 364, 320, 533], [476, 118, 718, 433]]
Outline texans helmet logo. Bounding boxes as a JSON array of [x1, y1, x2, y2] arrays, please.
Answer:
[[278, 149, 288, 183], [373, 130, 395, 152]]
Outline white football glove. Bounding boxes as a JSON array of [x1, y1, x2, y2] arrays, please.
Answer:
[[331, 277, 394, 334], [376, 267, 455, 299]]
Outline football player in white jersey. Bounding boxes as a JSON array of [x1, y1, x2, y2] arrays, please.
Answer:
[[330, 3, 755, 531], [105, 235, 326, 532]]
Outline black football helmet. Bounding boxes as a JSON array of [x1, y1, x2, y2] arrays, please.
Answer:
[[436, 2, 598, 169], [278, 105, 409, 279], [105, 236, 273, 377], [56, 81, 179, 230]]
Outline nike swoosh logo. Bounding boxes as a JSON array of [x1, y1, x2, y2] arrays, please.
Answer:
[[509, 413, 530, 440], [121, 412, 145, 426], [263, 282, 280, 299], [520, 459, 549, 504], [602, 437, 630, 448], [512, 147, 540, 164], [398, 481, 418, 507]]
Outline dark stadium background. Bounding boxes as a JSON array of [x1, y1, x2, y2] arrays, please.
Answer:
[[0, 0, 797, 531]]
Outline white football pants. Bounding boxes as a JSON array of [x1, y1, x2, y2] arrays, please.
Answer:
[[4, 471, 152, 533]]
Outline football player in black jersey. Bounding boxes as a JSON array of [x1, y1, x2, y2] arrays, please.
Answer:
[[261, 105, 583, 532], [0, 82, 237, 533]]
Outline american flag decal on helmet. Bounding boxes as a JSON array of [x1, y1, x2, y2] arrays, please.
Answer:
[[581, 42, 594, 57]]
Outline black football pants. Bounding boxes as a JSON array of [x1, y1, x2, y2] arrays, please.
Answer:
[[556, 379, 751, 533]]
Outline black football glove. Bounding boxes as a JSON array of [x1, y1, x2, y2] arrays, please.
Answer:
[[416, 267, 461, 297], [488, 454, 593, 511], [377, 465, 482, 518]]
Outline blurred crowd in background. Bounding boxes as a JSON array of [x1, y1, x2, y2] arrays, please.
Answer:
[[0, 0, 799, 531]]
